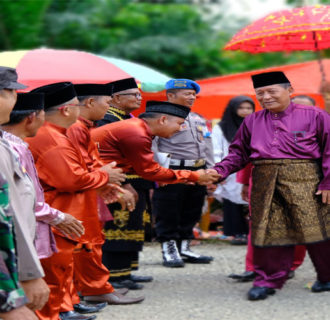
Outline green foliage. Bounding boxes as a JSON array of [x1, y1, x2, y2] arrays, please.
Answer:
[[0, 0, 52, 49], [0, 0, 322, 79]]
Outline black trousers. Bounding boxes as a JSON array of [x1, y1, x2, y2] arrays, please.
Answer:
[[102, 251, 139, 281], [153, 182, 206, 242], [222, 198, 248, 236]]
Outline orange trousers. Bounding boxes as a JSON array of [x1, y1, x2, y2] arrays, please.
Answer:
[[60, 243, 114, 312], [36, 235, 76, 320], [36, 235, 114, 319]]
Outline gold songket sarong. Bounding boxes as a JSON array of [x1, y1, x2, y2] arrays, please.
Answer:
[[250, 159, 330, 247]]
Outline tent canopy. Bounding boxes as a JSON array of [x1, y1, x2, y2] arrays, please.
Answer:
[[140, 59, 328, 119]]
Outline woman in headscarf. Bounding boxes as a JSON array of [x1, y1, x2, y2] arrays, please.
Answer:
[[212, 95, 255, 244]]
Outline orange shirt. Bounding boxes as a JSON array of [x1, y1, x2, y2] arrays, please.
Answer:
[[27, 121, 108, 244], [91, 117, 199, 184], [67, 117, 103, 170]]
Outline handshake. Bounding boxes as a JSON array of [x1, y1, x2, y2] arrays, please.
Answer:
[[196, 168, 221, 186]]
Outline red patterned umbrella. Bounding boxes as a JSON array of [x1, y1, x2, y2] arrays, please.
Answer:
[[224, 4, 330, 53]]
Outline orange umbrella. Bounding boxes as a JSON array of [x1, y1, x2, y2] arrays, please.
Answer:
[[225, 4, 330, 111], [224, 4, 330, 53]]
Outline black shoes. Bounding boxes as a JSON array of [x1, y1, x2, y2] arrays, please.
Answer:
[[247, 286, 276, 301], [181, 254, 213, 264], [130, 274, 153, 283], [59, 311, 97, 320], [73, 302, 106, 314], [73, 302, 107, 314], [110, 279, 144, 290], [311, 280, 330, 293], [230, 234, 248, 245], [228, 271, 256, 282]]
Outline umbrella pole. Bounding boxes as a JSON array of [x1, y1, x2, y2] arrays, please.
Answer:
[[313, 31, 330, 113]]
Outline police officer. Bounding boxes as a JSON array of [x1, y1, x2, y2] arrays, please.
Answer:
[[152, 79, 214, 267]]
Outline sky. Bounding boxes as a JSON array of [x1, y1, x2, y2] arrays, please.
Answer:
[[226, 0, 290, 19]]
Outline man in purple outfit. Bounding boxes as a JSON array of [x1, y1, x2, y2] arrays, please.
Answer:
[[212, 71, 330, 301]]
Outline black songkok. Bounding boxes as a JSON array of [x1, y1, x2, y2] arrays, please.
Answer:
[[13, 93, 44, 111], [31, 82, 76, 109], [145, 101, 190, 119], [109, 78, 138, 95], [251, 71, 291, 89], [74, 83, 112, 97]]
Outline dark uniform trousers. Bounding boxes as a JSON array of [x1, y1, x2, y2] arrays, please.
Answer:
[[153, 165, 206, 243]]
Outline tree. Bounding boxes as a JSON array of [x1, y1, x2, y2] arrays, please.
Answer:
[[0, 0, 319, 79]]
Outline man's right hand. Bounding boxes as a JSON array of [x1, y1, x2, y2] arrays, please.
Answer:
[[118, 189, 136, 212], [21, 278, 50, 311], [100, 161, 126, 185], [196, 169, 221, 185], [0, 306, 38, 320], [55, 213, 85, 239], [122, 183, 139, 202]]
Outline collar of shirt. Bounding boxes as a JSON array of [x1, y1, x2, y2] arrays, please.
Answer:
[[140, 118, 153, 138], [2, 131, 27, 147], [267, 101, 293, 119], [78, 116, 94, 129], [44, 121, 67, 135]]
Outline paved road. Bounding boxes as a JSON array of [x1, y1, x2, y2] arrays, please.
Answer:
[[94, 242, 330, 320]]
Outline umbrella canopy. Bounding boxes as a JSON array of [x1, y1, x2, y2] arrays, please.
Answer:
[[225, 4, 330, 53], [0, 48, 170, 92]]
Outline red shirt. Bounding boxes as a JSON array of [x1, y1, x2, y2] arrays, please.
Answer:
[[91, 118, 199, 184]]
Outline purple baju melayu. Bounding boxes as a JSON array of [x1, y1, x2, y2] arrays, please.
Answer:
[[214, 102, 330, 288], [3, 131, 65, 259]]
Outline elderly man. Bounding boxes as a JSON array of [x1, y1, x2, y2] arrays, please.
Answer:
[[213, 71, 330, 301]]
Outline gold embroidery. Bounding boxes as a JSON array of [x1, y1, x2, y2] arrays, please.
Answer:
[[113, 209, 130, 228], [103, 229, 145, 241], [251, 159, 330, 247], [126, 174, 141, 179], [111, 268, 131, 277], [143, 211, 151, 224], [107, 107, 126, 120]]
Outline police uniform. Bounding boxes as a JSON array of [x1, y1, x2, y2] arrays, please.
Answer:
[[152, 79, 214, 266], [96, 78, 153, 288]]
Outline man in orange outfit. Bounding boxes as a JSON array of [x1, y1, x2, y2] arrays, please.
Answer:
[[60, 83, 142, 314], [27, 82, 142, 320]]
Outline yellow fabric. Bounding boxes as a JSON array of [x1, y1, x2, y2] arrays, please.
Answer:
[[0, 50, 27, 68]]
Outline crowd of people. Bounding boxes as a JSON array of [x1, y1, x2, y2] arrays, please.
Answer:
[[1, 64, 330, 320]]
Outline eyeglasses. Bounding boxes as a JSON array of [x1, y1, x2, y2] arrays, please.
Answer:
[[116, 93, 142, 98]]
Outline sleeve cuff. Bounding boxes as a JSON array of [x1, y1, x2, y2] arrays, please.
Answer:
[[0, 287, 28, 312]]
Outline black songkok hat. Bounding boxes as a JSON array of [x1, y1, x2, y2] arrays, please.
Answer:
[[251, 71, 291, 89], [145, 101, 190, 119], [31, 82, 76, 109], [13, 93, 44, 112], [74, 83, 112, 97], [110, 78, 138, 95]]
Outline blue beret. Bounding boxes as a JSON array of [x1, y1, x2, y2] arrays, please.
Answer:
[[165, 79, 200, 94]]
